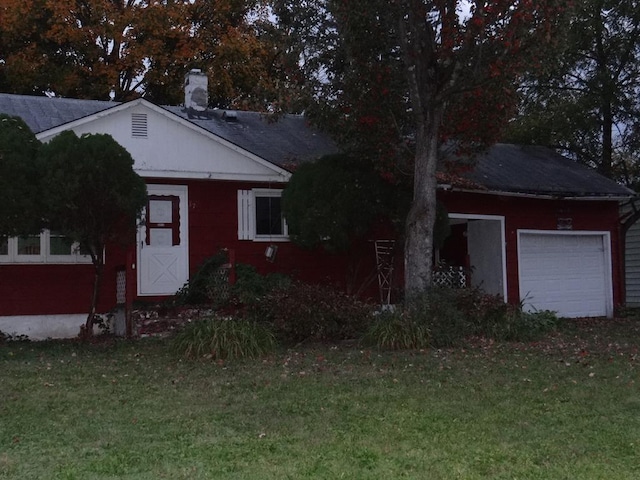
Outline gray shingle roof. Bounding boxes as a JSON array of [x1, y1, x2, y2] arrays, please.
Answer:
[[0, 93, 633, 198], [0, 93, 338, 170], [0, 93, 115, 133], [160, 105, 338, 167], [457, 143, 634, 198]]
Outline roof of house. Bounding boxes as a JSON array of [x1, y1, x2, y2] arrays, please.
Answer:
[[0, 93, 338, 169], [0, 93, 633, 198], [450, 143, 634, 198]]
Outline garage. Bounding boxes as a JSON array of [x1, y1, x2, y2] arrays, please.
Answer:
[[518, 231, 613, 318]]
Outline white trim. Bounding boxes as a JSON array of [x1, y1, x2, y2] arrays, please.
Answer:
[[517, 229, 614, 318], [440, 185, 632, 201], [137, 169, 288, 182], [448, 213, 508, 300]]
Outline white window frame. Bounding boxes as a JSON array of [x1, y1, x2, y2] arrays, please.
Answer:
[[0, 230, 93, 264], [237, 189, 289, 242]]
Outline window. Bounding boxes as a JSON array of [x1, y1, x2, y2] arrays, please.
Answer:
[[145, 195, 180, 246], [0, 230, 92, 264], [237, 189, 289, 241]]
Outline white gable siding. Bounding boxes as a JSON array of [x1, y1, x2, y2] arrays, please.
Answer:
[[37, 103, 289, 182]]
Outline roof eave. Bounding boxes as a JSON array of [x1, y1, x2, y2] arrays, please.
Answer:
[[439, 185, 633, 201]]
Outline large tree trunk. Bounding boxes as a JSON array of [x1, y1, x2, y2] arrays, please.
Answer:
[[404, 114, 442, 297]]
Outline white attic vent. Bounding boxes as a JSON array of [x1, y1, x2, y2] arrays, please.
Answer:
[[131, 113, 148, 138]]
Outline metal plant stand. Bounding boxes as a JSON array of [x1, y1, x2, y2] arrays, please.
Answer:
[[375, 240, 395, 305]]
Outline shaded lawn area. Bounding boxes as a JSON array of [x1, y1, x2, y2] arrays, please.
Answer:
[[1, 318, 640, 479]]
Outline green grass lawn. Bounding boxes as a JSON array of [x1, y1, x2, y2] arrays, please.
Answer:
[[1, 319, 640, 479]]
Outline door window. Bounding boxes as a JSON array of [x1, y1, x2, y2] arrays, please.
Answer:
[[146, 195, 180, 246]]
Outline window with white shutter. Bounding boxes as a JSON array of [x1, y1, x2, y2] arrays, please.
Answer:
[[237, 189, 289, 241]]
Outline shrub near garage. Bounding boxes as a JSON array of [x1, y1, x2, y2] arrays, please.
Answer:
[[365, 287, 559, 350], [454, 287, 559, 342]]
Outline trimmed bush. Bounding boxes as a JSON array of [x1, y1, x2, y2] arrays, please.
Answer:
[[364, 309, 430, 350], [173, 315, 276, 360], [232, 264, 291, 305], [250, 282, 373, 344]]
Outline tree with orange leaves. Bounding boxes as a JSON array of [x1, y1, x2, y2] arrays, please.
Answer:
[[0, 0, 196, 100], [0, 0, 290, 107]]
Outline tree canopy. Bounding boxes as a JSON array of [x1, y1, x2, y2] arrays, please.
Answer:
[[40, 131, 147, 262], [278, 0, 568, 295], [507, 0, 640, 186], [0, 114, 43, 237], [0, 0, 300, 109], [282, 154, 406, 253]]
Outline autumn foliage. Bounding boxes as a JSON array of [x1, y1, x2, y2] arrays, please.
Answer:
[[0, 0, 297, 109]]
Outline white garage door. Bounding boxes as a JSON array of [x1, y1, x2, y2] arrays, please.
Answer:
[[518, 232, 612, 318]]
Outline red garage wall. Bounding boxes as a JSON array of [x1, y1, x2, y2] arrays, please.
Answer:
[[439, 191, 624, 307]]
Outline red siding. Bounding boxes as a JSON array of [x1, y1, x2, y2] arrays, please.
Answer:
[[439, 191, 624, 308], [185, 179, 377, 295], [124, 179, 381, 306], [0, 179, 624, 317], [0, 244, 127, 316]]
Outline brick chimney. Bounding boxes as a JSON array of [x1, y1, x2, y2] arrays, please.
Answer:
[[184, 69, 208, 111]]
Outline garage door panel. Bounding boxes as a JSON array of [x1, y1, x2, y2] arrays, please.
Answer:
[[518, 233, 611, 318]]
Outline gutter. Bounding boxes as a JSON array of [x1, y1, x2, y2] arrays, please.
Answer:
[[437, 185, 633, 202]]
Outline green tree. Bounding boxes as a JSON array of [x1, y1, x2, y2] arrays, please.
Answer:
[[275, 0, 567, 295], [282, 154, 405, 253], [507, 0, 640, 185], [39, 131, 147, 336], [282, 153, 407, 295], [0, 114, 43, 236]]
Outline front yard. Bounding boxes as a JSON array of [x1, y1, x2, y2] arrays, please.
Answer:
[[1, 318, 640, 479]]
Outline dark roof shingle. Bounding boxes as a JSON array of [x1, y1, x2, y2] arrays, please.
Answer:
[[456, 144, 633, 198]]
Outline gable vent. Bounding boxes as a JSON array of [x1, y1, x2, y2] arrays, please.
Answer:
[[131, 113, 148, 138]]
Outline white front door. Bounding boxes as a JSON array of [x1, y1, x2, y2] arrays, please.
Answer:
[[138, 185, 189, 296]]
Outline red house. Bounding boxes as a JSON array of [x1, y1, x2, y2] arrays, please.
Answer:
[[0, 74, 633, 338]]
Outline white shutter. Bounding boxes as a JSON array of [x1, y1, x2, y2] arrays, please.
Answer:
[[237, 190, 255, 240]]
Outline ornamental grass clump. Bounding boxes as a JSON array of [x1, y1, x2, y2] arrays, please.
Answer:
[[364, 309, 431, 350], [173, 315, 276, 360]]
